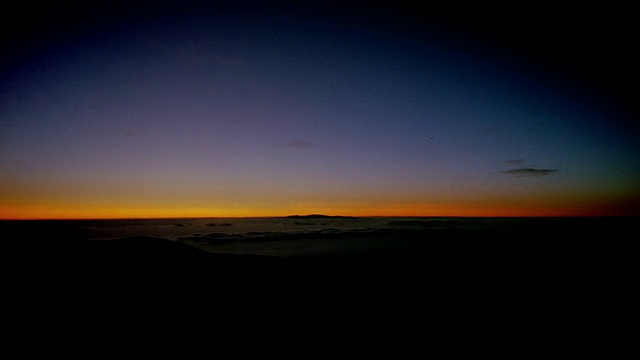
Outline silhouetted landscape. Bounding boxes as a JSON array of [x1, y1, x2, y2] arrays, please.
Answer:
[[3, 217, 637, 358]]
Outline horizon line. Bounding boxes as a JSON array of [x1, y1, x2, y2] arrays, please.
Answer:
[[1, 214, 636, 221]]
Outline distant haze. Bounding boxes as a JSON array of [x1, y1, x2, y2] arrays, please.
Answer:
[[1, 1, 638, 219]]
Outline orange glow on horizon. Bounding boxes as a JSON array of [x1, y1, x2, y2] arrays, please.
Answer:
[[1, 201, 634, 220]]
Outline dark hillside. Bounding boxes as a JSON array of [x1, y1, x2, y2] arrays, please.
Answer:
[[2, 218, 637, 358]]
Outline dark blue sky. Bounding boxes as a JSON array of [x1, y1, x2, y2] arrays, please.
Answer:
[[1, 1, 638, 218]]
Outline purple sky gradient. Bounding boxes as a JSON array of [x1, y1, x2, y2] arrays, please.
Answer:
[[1, 1, 638, 218]]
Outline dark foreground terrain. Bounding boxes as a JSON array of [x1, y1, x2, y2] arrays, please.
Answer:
[[2, 218, 638, 359]]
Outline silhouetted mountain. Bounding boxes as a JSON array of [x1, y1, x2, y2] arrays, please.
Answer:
[[285, 214, 358, 219]]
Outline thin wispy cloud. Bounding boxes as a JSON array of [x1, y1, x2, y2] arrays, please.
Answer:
[[502, 168, 559, 177], [277, 140, 318, 149], [102, 126, 143, 137], [506, 159, 524, 165]]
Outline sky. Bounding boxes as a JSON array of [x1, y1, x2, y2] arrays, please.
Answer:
[[1, 1, 638, 219]]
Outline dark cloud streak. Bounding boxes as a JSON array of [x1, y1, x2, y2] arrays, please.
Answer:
[[502, 168, 559, 177]]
